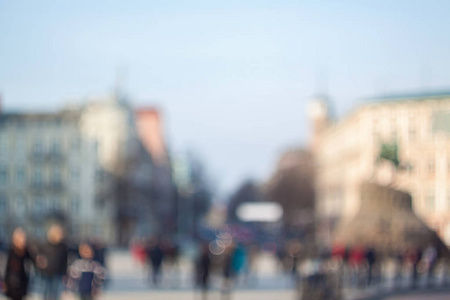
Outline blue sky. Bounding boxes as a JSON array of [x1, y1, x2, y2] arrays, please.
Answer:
[[2, 1, 450, 196]]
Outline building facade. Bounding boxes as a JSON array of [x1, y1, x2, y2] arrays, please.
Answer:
[[0, 93, 174, 245], [310, 92, 450, 245], [0, 109, 116, 242]]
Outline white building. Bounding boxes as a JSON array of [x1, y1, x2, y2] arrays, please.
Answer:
[[0, 109, 116, 242], [0, 92, 163, 244], [310, 91, 450, 245]]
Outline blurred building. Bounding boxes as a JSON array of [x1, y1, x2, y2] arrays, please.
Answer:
[[0, 93, 174, 245], [78, 93, 141, 245], [227, 180, 265, 224], [171, 152, 212, 241], [309, 91, 450, 245], [0, 109, 115, 242], [133, 108, 176, 240], [264, 148, 315, 241]]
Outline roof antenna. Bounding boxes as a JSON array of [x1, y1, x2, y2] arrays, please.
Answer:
[[114, 66, 128, 101]]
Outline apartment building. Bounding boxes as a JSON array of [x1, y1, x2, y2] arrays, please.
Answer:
[[309, 91, 450, 245]]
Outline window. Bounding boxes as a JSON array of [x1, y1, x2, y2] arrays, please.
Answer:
[[95, 195, 105, 209], [15, 195, 26, 214], [34, 197, 44, 213], [407, 162, 414, 174], [428, 158, 435, 176], [96, 167, 106, 181], [0, 166, 9, 185], [15, 139, 26, 158], [0, 135, 7, 156], [51, 167, 62, 187], [71, 196, 80, 214], [373, 119, 380, 139], [94, 225, 103, 236], [49, 197, 59, 211], [0, 195, 7, 214], [390, 118, 397, 138], [71, 167, 80, 180], [426, 191, 435, 211], [16, 166, 26, 184], [33, 138, 43, 154], [94, 140, 100, 154], [50, 140, 61, 155], [72, 224, 80, 236], [33, 168, 43, 186], [71, 137, 81, 151], [409, 123, 416, 141]]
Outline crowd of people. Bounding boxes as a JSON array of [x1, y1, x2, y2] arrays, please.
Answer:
[[326, 243, 446, 289], [0, 224, 107, 300], [2, 226, 449, 300], [129, 237, 450, 299], [130, 237, 251, 300]]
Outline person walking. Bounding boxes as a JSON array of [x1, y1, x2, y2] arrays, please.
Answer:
[[423, 244, 438, 287], [365, 247, 376, 286], [196, 243, 211, 300], [146, 236, 164, 286], [68, 243, 106, 300], [409, 247, 422, 289], [36, 224, 69, 300], [221, 244, 237, 300], [3, 228, 33, 300]]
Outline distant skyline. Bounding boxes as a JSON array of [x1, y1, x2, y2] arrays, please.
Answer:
[[2, 1, 450, 196]]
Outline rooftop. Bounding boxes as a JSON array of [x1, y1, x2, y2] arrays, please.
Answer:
[[0, 110, 81, 123], [363, 89, 450, 103]]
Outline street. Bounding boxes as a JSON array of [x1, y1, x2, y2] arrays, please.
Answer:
[[2, 250, 450, 300], [386, 291, 450, 300]]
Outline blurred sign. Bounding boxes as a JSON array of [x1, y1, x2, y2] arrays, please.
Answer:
[[236, 202, 283, 222]]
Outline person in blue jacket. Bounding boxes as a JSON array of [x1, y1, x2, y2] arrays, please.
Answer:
[[69, 243, 106, 300]]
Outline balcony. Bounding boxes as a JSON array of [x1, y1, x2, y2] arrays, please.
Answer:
[[29, 151, 66, 164], [48, 181, 65, 192], [29, 181, 46, 191], [29, 181, 65, 192], [30, 152, 46, 163], [46, 151, 65, 163]]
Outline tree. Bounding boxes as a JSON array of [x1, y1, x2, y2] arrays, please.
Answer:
[[377, 141, 400, 169]]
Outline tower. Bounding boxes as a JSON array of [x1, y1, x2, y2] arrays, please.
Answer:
[[307, 95, 331, 150]]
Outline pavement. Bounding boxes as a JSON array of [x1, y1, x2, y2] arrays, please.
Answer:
[[386, 291, 450, 300], [2, 250, 450, 300]]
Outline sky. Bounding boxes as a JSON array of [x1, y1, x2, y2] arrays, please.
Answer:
[[2, 1, 450, 197]]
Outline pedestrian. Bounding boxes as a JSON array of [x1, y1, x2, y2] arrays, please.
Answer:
[[146, 236, 164, 286], [196, 243, 211, 300], [130, 238, 146, 268], [423, 244, 438, 287], [365, 247, 376, 286], [3, 228, 32, 300], [394, 248, 405, 286], [348, 245, 366, 287], [36, 224, 69, 300], [232, 243, 247, 284], [221, 244, 236, 300], [409, 247, 422, 289], [244, 245, 259, 285], [161, 238, 180, 287], [91, 240, 108, 287], [68, 243, 106, 300]]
